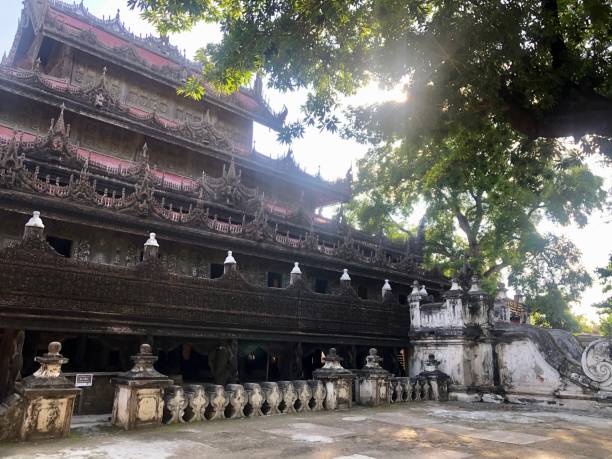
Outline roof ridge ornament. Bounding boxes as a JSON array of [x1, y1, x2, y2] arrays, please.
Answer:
[[25, 210, 44, 228], [51, 102, 66, 136], [144, 232, 159, 247], [224, 250, 236, 265]]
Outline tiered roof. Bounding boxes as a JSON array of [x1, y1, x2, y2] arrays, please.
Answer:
[[14, 0, 286, 129]]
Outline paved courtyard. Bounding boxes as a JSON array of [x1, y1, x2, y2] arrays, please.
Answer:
[[1, 402, 611, 459]]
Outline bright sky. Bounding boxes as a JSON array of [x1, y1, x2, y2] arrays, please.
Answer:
[[1, 0, 610, 322]]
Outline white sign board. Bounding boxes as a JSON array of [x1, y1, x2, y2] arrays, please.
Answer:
[[75, 373, 93, 387]]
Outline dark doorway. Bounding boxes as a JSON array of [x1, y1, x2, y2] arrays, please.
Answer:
[[46, 236, 72, 257], [314, 278, 328, 294], [267, 272, 283, 288], [210, 263, 224, 279], [302, 348, 324, 379]]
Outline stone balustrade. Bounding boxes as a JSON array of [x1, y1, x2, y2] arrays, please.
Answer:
[[162, 378, 329, 425]]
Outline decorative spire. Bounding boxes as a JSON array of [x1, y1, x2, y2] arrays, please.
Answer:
[[52, 103, 66, 135], [223, 250, 237, 274], [468, 275, 482, 293], [410, 280, 420, 296], [496, 282, 508, 300], [224, 250, 236, 265], [290, 261, 302, 285], [226, 156, 237, 180], [450, 277, 461, 291], [23, 210, 45, 241], [419, 283, 428, 297], [25, 210, 44, 228], [382, 279, 392, 299], [143, 232, 159, 261], [144, 232, 159, 247], [31, 342, 69, 379], [364, 348, 383, 369], [340, 269, 351, 281]]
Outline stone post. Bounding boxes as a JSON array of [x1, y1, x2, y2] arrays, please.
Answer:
[[409, 280, 422, 330], [418, 354, 452, 401], [442, 277, 465, 328], [111, 344, 172, 430], [143, 233, 159, 261], [467, 275, 491, 326], [313, 348, 354, 410], [18, 341, 81, 441], [340, 269, 351, 292], [354, 348, 391, 407], [493, 282, 510, 322], [290, 262, 302, 285], [381, 279, 392, 301], [22, 211, 45, 241], [224, 250, 237, 274]]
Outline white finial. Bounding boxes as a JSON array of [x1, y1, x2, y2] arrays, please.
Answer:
[[224, 250, 236, 264], [340, 269, 351, 281], [25, 211, 44, 228], [419, 284, 428, 296], [382, 279, 392, 291], [469, 275, 481, 293], [144, 232, 159, 247], [291, 262, 301, 274], [450, 278, 461, 291], [411, 280, 420, 295]]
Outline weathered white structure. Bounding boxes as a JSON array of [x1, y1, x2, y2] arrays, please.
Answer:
[[111, 344, 172, 430], [354, 348, 391, 406], [409, 276, 612, 406]]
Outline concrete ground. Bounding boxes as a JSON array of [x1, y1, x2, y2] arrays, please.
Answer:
[[1, 402, 611, 459]]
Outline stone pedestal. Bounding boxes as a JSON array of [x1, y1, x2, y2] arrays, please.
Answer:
[[354, 348, 391, 407], [18, 342, 81, 441], [111, 344, 172, 430], [313, 348, 354, 410], [418, 354, 452, 401]]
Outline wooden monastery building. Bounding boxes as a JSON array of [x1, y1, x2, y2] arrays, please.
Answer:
[[0, 0, 447, 414]]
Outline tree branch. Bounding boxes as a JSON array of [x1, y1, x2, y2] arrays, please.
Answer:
[[483, 262, 509, 278]]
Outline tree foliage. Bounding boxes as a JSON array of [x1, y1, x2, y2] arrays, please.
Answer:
[[595, 254, 612, 335], [130, 0, 611, 329], [129, 0, 612, 152]]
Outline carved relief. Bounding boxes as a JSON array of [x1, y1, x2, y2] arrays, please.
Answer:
[[581, 338, 612, 392]]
